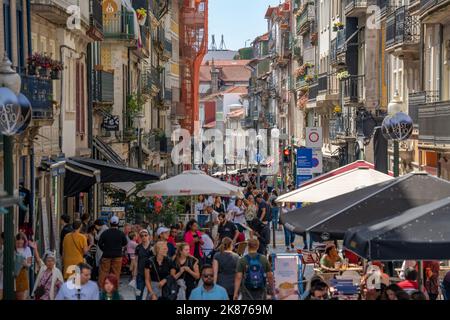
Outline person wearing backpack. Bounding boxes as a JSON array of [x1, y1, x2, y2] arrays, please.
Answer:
[[233, 238, 274, 300]]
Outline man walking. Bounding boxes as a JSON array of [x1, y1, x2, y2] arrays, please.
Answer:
[[56, 263, 99, 300], [134, 229, 153, 300], [189, 265, 228, 300], [98, 216, 128, 287], [234, 239, 273, 300]]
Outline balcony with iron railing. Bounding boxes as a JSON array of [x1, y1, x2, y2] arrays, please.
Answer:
[[21, 74, 54, 123], [421, 0, 449, 13], [141, 67, 161, 95], [296, 4, 315, 35], [103, 10, 136, 43], [31, 0, 88, 26], [409, 91, 440, 126], [385, 6, 420, 59], [418, 99, 450, 145], [87, 0, 103, 41], [93, 69, 114, 105], [345, 0, 372, 17], [342, 75, 365, 104]]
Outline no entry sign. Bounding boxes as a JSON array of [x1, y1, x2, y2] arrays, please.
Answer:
[[306, 127, 323, 148]]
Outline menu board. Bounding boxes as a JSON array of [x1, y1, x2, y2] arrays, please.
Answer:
[[100, 207, 126, 230], [273, 254, 301, 300]]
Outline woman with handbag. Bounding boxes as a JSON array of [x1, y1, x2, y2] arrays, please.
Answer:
[[144, 241, 177, 300], [14, 232, 32, 300], [173, 243, 200, 300], [30, 244, 63, 300]]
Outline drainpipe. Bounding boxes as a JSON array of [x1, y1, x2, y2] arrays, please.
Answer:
[[439, 24, 443, 101], [26, 0, 31, 56]]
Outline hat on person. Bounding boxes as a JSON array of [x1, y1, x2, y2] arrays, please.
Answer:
[[156, 226, 170, 237], [139, 229, 149, 236], [43, 250, 56, 261], [110, 215, 119, 225]]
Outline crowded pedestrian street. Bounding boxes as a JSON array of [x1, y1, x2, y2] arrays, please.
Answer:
[[1, 0, 450, 307]]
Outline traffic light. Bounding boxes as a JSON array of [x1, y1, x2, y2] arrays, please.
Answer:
[[283, 147, 291, 163]]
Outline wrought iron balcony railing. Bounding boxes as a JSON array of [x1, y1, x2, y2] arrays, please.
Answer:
[[297, 3, 315, 35], [386, 6, 420, 51], [103, 11, 135, 41], [88, 0, 103, 40], [342, 75, 365, 103], [21, 75, 54, 121]]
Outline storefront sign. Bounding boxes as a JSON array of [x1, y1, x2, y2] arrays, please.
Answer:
[[101, 206, 126, 230], [102, 115, 120, 131], [296, 148, 312, 188]]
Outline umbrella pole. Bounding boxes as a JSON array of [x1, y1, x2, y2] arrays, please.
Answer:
[[418, 260, 424, 293]]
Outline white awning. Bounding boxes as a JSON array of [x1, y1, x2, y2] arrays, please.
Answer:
[[110, 182, 137, 196], [276, 167, 393, 203]]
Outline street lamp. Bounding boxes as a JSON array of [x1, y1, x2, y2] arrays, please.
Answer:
[[387, 92, 402, 177], [0, 53, 32, 300], [383, 91, 413, 178]]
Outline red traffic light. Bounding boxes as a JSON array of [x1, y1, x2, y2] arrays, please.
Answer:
[[283, 148, 290, 156]]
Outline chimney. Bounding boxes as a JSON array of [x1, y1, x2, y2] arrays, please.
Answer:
[[210, 58, 220, 93]]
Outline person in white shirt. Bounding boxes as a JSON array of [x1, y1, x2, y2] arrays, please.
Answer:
[[55, 263, 99, 300], [228, 198, 247, 234], [201, 232, 215, 263]]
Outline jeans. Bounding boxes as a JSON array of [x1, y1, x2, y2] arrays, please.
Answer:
[[271, 207, 279, 230], [136, 274, 146, 300], [284, 226, 296, 247]]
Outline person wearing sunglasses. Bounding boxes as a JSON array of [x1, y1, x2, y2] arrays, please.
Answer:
[[189, 265, 228, 300], [134, 229, 153, 300]]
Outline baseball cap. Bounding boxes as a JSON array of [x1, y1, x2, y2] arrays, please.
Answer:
[[110, 216, 119, 225], [156, 226, 170, 237], [139, 229, 149, 236]]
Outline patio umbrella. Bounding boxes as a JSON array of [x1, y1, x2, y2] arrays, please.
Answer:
[[280, 172, 450, 241], [344, 197, 450, 261], [137, 170, 243, 197], [276, 167, 393, 203]]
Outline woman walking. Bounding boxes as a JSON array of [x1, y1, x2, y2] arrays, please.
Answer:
[[184, 220, 204, 264], [100, 274, 122, 300], [213, 237, 240, 300], [14, 232, 32, 300], [30, 246, 64, 300], [173, 243, 200, 299]]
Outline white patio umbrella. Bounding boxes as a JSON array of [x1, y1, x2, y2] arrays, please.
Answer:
[[276, 167, 393, 203], [137, 170, 243, 197]]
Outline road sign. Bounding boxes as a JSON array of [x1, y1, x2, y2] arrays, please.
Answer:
[[306, 127, 323, 148], [256, 153, 263, 163], [312, 150, 323, 174], [296, 148, 312, 188]]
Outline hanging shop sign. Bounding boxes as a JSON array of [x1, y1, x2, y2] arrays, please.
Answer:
[[102, 115, 120, 131]]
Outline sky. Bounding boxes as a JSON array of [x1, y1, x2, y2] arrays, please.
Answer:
[[208, 0, 282, 51]]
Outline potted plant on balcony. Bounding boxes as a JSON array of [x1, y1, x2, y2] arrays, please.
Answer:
[[136, 8, 147, 26], [50, 60, 63, 80], [38, 54, 52, 78], [305, 74, 315, 83], [337, 70, 350, 81], [27, 53, 39, 76], [333, 21, 344, 31]]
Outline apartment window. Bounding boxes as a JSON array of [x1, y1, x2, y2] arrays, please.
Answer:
[[75, 62, 85, 137], [3, 0, 12, 59]]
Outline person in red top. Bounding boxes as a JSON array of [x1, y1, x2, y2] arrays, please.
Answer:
[[168, 225, 179, 246], [397, 267, 419, 291]]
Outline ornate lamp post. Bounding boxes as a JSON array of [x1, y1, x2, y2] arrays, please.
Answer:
[[0, 53, 32, 300], [383, 91, 412, 178]]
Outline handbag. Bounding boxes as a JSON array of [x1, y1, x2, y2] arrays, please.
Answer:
[[151, 257, 179, 301], [34, 273, 52, 300]]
